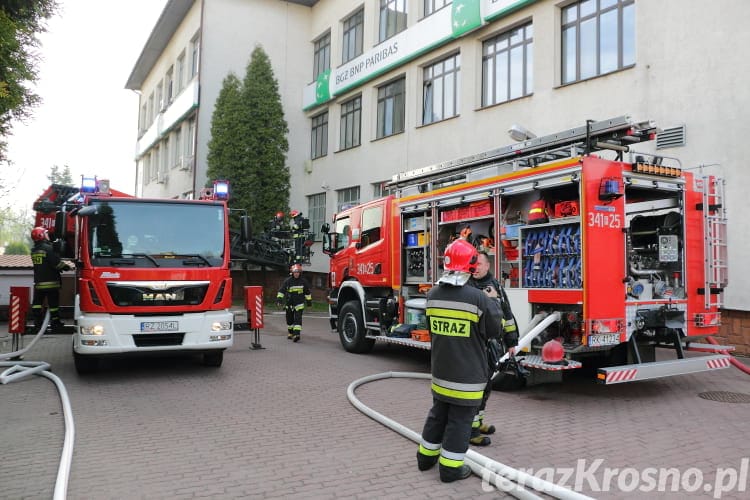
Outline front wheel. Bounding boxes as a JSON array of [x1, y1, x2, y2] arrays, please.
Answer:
[[338, 301, 374, 353]]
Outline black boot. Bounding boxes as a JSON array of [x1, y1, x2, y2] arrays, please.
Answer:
[[416, 452, 438, 471], [440, 464, 472, 483]]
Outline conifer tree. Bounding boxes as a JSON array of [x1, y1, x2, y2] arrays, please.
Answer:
[[207, 45, 289, 232]]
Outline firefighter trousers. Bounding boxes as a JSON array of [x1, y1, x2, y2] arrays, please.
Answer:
[[285, 306, 304, 335], [32, 286, 61, 328], [419, 398, 477, 468]]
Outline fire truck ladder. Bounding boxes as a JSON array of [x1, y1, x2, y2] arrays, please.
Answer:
[[389, 115, 657, 193], [701, 175, 728, 309]]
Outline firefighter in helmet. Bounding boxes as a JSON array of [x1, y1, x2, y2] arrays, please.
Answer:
[[468, 250, 518, 446], [30, 226, 71, 331], [276, 263, 312, 342], [416, 239, 501, 483]]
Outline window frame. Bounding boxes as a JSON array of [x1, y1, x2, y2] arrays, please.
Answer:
[[379, 0, 407, 42], [376, 77, 406, 139], [311, 110, 329, 160], [190, 34, 200, 79], [307, 192, 327, 241], [313, 31, 331, 80], [337, 186, 361, 212], [424, 0, 452, 17], [339, 95, 362, 151], [422, 52, 461, 125], [561, 0, 635, 85], [342, 8, 364, 64], [481, 22, 534, 107]]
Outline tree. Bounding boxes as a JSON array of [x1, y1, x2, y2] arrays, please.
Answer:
[[207, 45, 290, 232], [4, 241, 29, 255], [0, 1, 59, 164], [47, 164, 73, 185]]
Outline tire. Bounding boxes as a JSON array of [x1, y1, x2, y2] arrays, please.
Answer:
[[73, 350, 98, 374], [338, 301, 374, 353], [203, 350, 224, 367]]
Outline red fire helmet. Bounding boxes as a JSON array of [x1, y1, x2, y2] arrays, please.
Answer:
[[443, 239, 478, 274], [31, 227, 48, 241], [541, 339, 565, 363]]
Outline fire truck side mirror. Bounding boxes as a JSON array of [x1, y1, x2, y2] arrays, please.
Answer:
[[321, 224, 334, 256], [240, 215, 252, 242]]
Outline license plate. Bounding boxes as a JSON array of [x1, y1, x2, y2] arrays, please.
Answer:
[[140, 321, 179, 332], [588, 333, 620, 347]]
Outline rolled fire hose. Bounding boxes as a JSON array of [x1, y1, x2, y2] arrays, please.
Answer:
[[1, 311, 75, 500]]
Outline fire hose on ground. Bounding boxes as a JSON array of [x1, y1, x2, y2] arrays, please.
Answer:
[[346, 311, 594, 500], [706, 336, 750, 375], [1, 311, 75, 500]]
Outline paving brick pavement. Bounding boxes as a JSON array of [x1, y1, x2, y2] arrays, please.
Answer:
[[1, 313, 749, 499]]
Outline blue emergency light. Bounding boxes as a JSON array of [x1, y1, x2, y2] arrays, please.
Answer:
[[213, 180, 230, 200], [81, 176, 98, 193]]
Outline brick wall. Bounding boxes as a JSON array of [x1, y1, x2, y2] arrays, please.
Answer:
[[717, 309, 750, 356], [230, 269, 328, 303]]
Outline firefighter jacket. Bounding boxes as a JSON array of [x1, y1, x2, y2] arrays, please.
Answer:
[[277, 275, 312, 310], [469, 272, 519, 348], [31, 241, 67, 290], [426, 283, 501, 406]]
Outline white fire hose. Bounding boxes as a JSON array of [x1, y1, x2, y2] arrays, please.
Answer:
[[346, 311, 593, 500], [1, 311, 75, 500]]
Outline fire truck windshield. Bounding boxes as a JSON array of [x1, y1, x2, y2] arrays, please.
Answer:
[[85, 200, 225, 267]]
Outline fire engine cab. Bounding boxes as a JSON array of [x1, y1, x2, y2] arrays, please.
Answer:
[[322, 116, 732, 385]]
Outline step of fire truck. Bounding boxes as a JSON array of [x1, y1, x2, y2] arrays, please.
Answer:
[[596, 354, 733, 384], [367, 335, 432, 350], [517, 355, 582, 371], [389, 115, 657, 193]]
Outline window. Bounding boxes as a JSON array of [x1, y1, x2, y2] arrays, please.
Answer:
[[339, 96, 361, 151], [425, 0, 451, 17], [162, 137, 170, 175], [186, 118, 196, 158], [311, 111, 328, 159], [307, 192, 326, 240], [333, 216, 351, 252], [379, 0, 407, 42], [342, 8, 364, 64], [313, 31, 331, 80], [166, 66, 174, 105], [373, 181, 387, 198], [143, 155, 151, 184], [561, 0, 634, 85], [147, 92, 154, 124], [337, 186, 360, 211], [156, 80, 163, 112], [173, 128, 182, 168], [139, 103, 147, 133], [423, 53, 460, 125], [360, 206, 383, 248], [377, 77, 405, 138], [190, 34, 200, 79], [176, 51, 185, 94], [482, 23, 533, 106]]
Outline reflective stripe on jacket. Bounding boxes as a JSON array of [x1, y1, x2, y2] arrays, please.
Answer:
[[426, 283, 501, 406]]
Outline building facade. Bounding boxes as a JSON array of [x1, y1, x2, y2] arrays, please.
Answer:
[[127, 0, 750, 350]]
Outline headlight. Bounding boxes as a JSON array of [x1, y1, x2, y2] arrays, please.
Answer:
[[211, 321, 233, 331], [80, 324, 105, 335]]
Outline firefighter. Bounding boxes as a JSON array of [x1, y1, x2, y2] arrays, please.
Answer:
[[276, 263, 312, 342], [416, 239, 501, 483], [30, 226, 71, 332], [468, 251, 518, 446]]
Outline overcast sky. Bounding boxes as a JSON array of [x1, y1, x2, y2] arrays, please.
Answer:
[[4, 0, 167, 210]]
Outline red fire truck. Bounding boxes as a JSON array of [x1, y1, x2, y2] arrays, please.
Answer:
[[322, 116, 733, 385], [34, 178, 239, 373]]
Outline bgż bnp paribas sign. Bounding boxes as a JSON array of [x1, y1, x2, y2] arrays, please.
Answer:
[[302, 0, 537, 110]]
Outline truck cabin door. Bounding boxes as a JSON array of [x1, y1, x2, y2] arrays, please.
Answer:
[[353, 204, 386, 286]]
